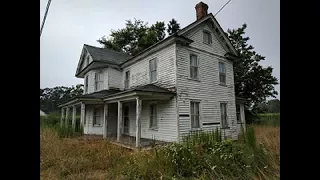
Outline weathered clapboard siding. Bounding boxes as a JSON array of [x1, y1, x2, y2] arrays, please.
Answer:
[[176, 25, 238, 140], [115, 98, 177, 142], [122, 44, 176, 89], [184, 23, 227, 56], [83, 68, 108, 94], [108, 67, 122, 90], [84, 105, 104, 135], [81, 54, 93, 71]]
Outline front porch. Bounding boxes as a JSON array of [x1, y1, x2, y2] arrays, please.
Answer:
[[58, 84, 176, 148]]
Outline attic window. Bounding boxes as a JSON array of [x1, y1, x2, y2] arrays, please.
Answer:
[[203, 31, 212, 45]]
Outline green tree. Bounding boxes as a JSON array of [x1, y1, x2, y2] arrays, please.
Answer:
[[227, 24, 279, 109], [167, 18, 180, 35], [266, 99, 280, 113], [97, 19, 167, 55], [40, 85, 84, 113]]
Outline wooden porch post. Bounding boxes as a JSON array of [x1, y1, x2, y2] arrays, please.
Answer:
[[240, 104, 246, 132], [136, 97, 142, 147], [103, 103, 108, 139], [117, 101, 123, 142], [65, 107, 70, 127], [80, 103, 85, 130], [72, 106, 76, 129], [60, 108, 65, 127]]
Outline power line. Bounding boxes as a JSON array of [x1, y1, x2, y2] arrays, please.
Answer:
[[40, 0, 52, 37], [214, 0, 232, 16]]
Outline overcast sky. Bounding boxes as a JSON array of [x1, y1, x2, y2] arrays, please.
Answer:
[[40, 0, 280, 99]]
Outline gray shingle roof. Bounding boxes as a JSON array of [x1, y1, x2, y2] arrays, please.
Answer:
[[104, 84, 176, 98], [81, 89, 120, 98], [84, 44, 132, 65]]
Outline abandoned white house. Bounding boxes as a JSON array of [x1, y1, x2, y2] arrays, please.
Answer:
[[58, 2, 248, 147]]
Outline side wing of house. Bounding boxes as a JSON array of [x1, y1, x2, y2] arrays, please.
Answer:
[[116, 44, 178, 142], [176, 18, 238, 140]]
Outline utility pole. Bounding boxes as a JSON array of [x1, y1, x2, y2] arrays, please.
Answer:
[[40, 0, 52, 37]]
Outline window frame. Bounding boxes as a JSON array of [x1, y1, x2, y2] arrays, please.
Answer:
[[94, 72, 104, 91], [236, 104, 241, 123], [190, 100, 201, 129], [84, 75, 89, 93], [189, 54, 199, 80], [124, 70, 130, 89], [219, 62, 226, 85], [93, 107, 102, 126], [203, 30, 212, 45], [220, 102, 228, 129], [149, 58, 158, 83], [149, 102, 158, 130]]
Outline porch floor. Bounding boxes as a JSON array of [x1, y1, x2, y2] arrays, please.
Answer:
[[82, 134, 166, 150]]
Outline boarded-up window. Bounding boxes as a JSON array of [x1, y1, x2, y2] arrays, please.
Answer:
[[220, 103, 228, 128], [236, 104, 241, 123], [85, 76, 88, 93], [203, 31, 212, 45], [190, 54, 199, 80], [93, 107, 102, 126], [149, 58, 157, 82], [191, 101, 200, 128], [219, 62, 226, 84], [149, 104, 158, 128], [124, 71, 130, 89], [94, 72, 103, 91]]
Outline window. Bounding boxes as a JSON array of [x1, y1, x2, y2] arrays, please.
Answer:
[[191, 101, 200, 128], [149, 58, 157, 82], [220, 103, 228, 128], [124, 71, 130, 89], [219, 62, 226, 84], [236, 104, 241, 123], [190, 54, 199, 80], [94, 72, 103, 91], [203, 31, 212, 45], [85, 76, 88, 93], [149, 104, 158, 128], [93, 107, 102, 126]]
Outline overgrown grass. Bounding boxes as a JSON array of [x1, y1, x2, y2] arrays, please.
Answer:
[[255, 113, 280, 126], [40, 125, 280, 179]]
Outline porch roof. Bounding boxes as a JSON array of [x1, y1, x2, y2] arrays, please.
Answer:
[[58, 84, 176, 108], [236, 96, 250, 104], [103, 84, 176, 102]]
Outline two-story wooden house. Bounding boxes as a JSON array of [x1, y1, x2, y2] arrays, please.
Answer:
[[58, 2, 247, 147]]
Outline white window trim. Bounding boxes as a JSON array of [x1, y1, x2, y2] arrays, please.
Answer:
[[203, 30, 212, 45], [188, 51, 200, 81], [190, 100, 202, 130], [149, 58, 158, 83], [149, 101, 159, 130], [85, 75, 89, 94], [93, 106, 102, 127], [220, 102, 229, 129], [124, 70, 130, 89], [218, 61, 227, 85], [94, 71, 104, 91]]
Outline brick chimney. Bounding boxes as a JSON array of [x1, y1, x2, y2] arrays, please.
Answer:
[[195, 2, 209, 20]]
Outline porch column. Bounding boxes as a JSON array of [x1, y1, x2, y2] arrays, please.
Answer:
[[65, 107, 70, 127], [80, 103, 85, 129], [117, 101, 123, 142], [60, 108, 65, 127], [72, 105, 76, 129], [103, 103, 108, 139], [240, 104, 246, 132], [136, 97, 142, 147]]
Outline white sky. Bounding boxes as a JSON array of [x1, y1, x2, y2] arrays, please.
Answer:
[[40, 0, 280, 99]]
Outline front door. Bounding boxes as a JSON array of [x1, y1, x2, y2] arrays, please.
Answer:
[[123, 105, 129, 134]]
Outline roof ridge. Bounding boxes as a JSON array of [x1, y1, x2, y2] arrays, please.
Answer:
[[84, 44, 131, 57]]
